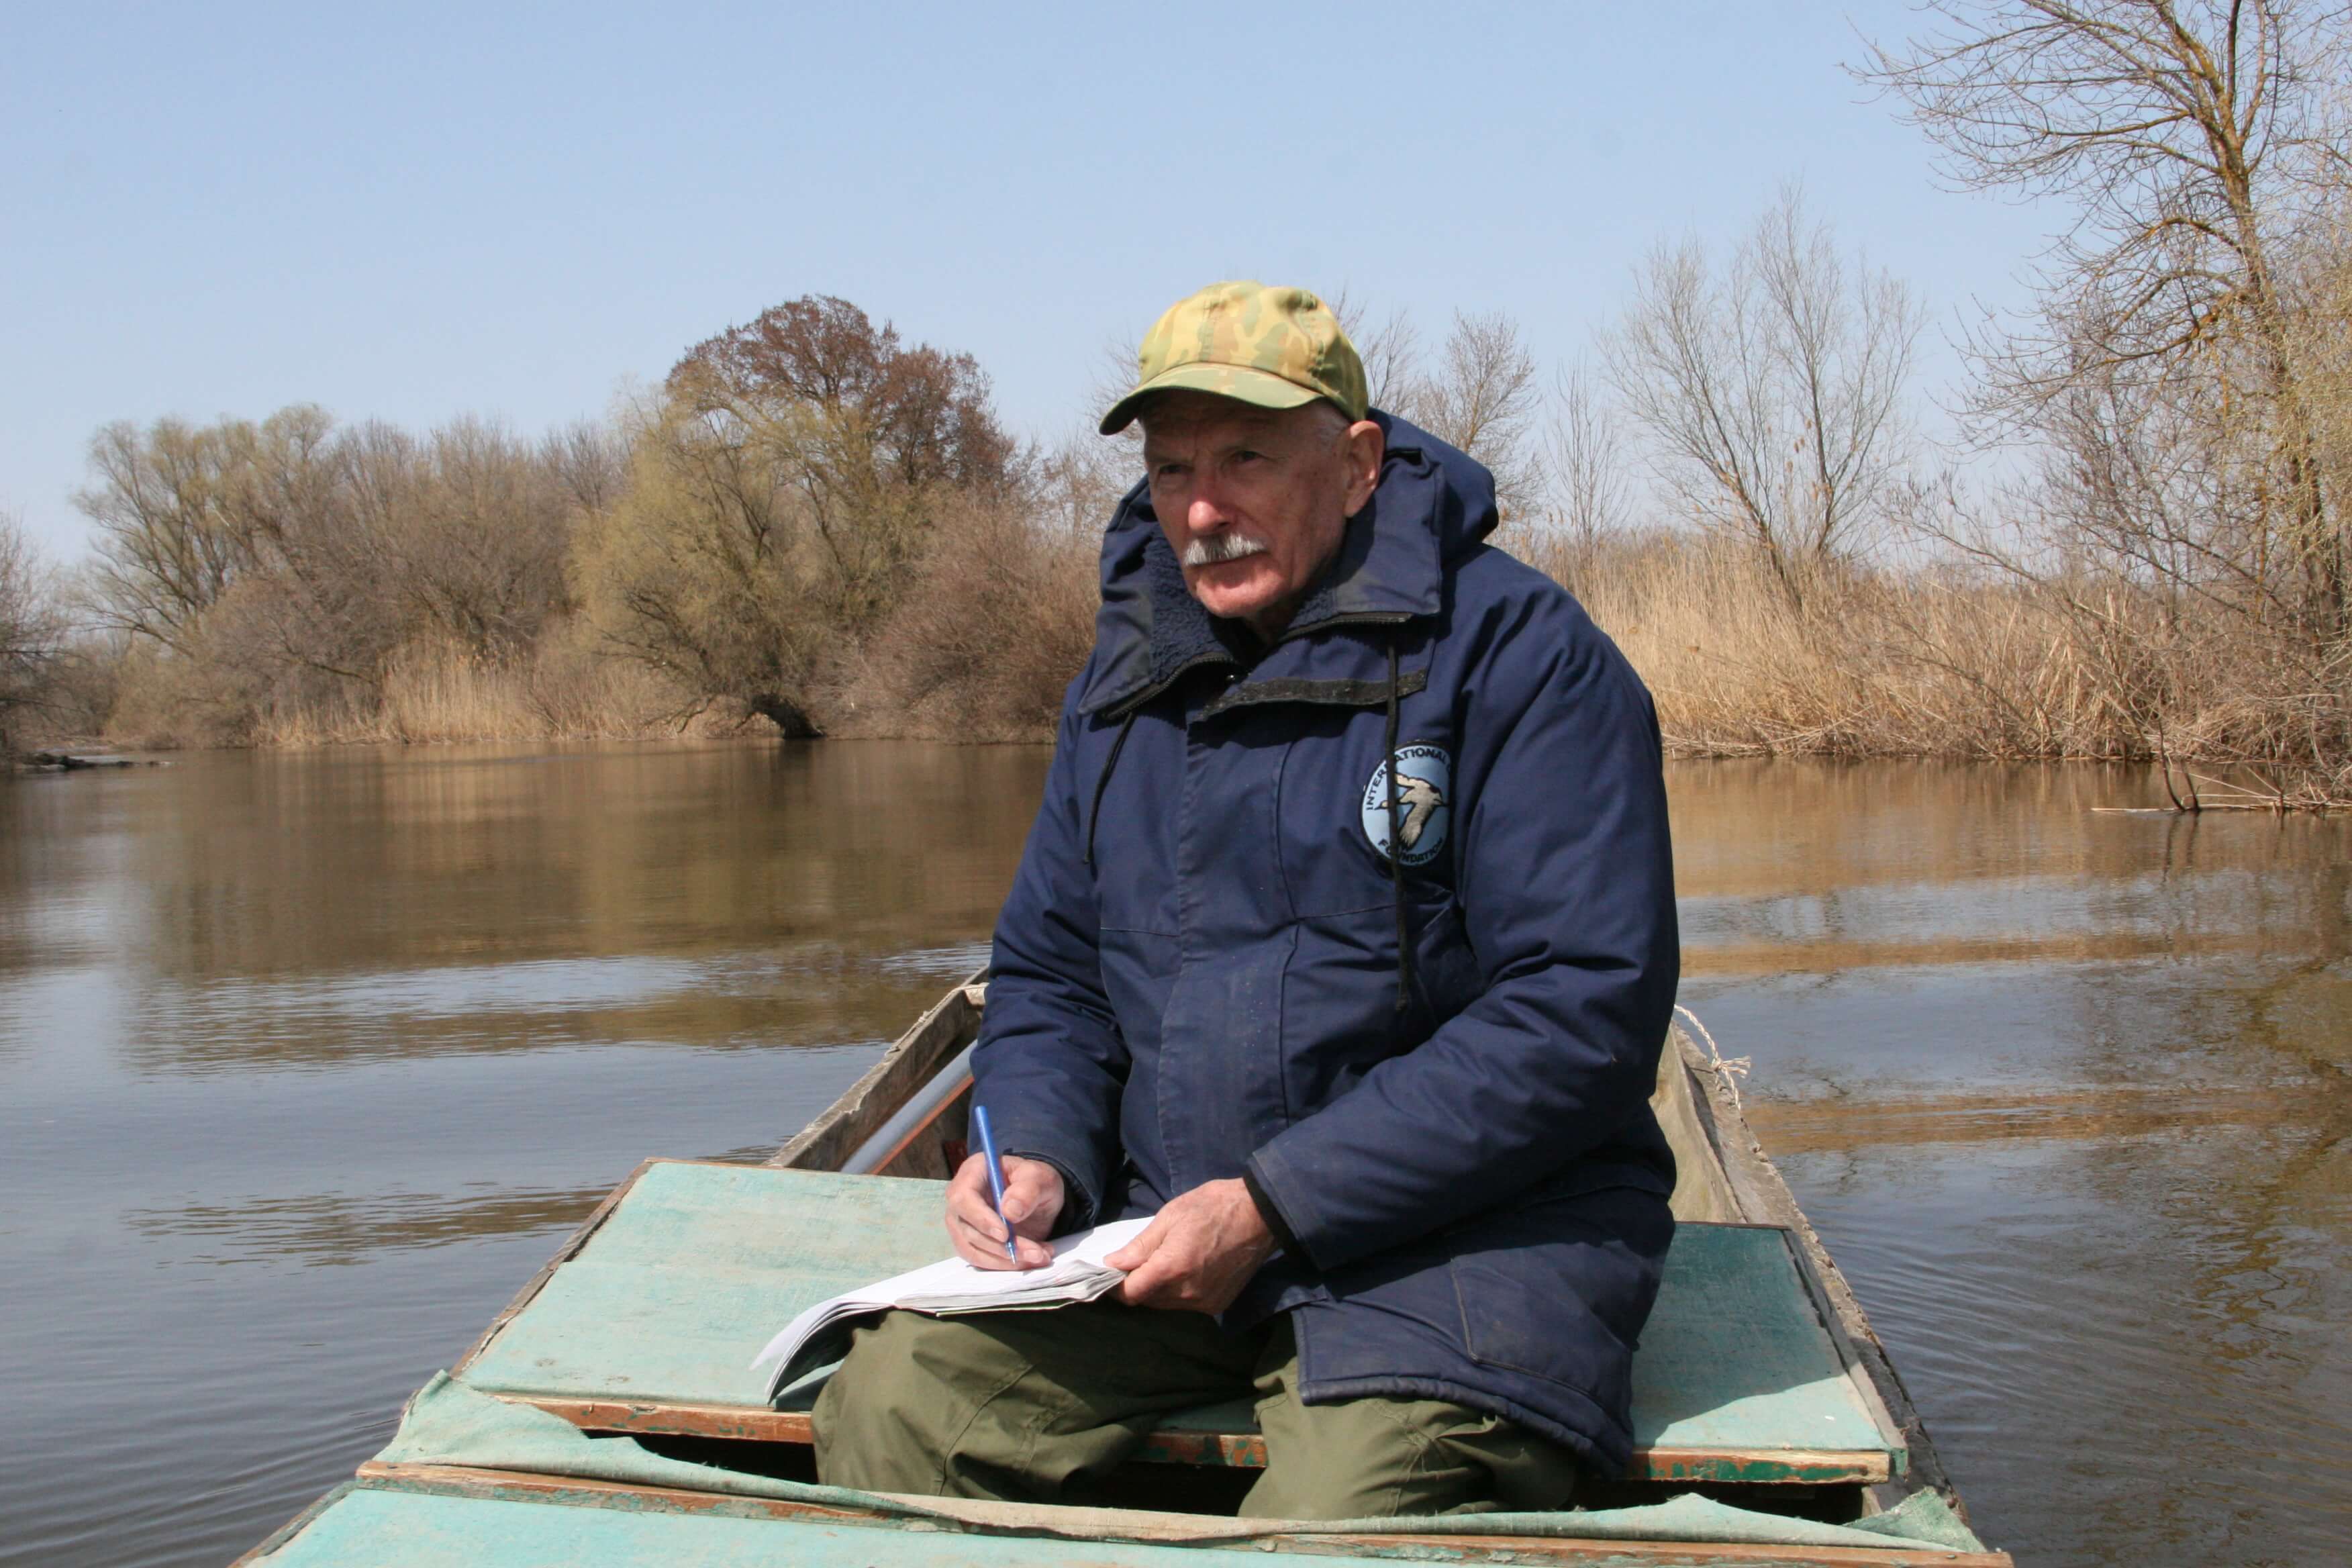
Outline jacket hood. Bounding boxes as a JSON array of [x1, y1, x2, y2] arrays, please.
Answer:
[[1078, 411, 1500, 718]]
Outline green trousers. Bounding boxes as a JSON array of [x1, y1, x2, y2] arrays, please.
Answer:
[[812, 1300, 1581, 1520]]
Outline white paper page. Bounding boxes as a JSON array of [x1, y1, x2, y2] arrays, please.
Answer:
[[749, 1216, 1153, 1372], [1052, 1216, 1155, 1267]]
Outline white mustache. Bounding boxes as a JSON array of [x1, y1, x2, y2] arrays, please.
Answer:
[[1181, 533, 1269, 568]]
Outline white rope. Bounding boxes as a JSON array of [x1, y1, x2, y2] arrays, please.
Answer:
[[1674, 1003, 1749, 1114]]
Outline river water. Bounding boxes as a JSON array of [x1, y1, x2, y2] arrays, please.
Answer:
[[1, 744, 2344, 1565]]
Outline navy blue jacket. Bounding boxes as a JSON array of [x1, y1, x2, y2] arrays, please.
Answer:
[[973, 414, 1678, 1473]]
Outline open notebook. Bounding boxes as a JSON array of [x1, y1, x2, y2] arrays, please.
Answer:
[[750, 1217, 1152, 1399]]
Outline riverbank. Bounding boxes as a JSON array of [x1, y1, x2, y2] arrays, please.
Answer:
[[63, 527, 2349, 812]]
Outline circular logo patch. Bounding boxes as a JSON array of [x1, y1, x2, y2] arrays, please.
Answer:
[[1361, 744, 1453, 867]]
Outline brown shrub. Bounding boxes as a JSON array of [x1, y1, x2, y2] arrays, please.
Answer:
[[836, 491, 1099, 742]]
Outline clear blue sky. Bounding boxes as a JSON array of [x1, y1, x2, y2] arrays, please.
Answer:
[[1, 2, 2056, 559]]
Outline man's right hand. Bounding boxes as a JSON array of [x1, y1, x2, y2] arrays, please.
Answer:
[[946, 1151, 1065, 1269]]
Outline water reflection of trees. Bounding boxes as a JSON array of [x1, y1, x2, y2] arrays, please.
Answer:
[[64, 743, 1043, 1075], [126, 1186, 612, 1267], [1675, 758, 2352, 977]]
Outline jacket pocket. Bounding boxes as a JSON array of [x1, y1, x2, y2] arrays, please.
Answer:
[[1448, 1183, 1671, 1402]]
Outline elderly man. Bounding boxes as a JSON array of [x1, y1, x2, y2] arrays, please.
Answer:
[[814, 281, 1678, 1519]]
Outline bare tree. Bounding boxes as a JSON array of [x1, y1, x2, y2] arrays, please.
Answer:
[[1332, 298, 1547, 513], [1089, 333, 1148, 454], [1858, 0, 2352, 634], [390, 417, 575, 659], [77, 417, 254, 654], [1329, 292, 1428, 419], [1419, 311, 1547, 516], [1542, 362, 1634, 552], [1859, 1, 2352, 786], [544, 419, 628, 516], [1, 509, 67, 750], [1604, 187, 1924, 603]]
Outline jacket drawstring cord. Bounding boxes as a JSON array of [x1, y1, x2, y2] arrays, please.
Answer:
[[1083, 707, 1140, 869], [1385, 639, 1413, 1013]]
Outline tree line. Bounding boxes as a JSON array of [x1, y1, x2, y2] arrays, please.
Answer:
[[7, 1, 2347, 805]]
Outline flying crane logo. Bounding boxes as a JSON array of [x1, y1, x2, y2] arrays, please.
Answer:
[[1361, 744, 1452, 868]]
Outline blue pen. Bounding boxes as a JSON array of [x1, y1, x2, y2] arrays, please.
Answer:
[[972, 1104, 1019, 1264]]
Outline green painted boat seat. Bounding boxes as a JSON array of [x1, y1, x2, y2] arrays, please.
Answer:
[[455, 1161, 1904, 1485]]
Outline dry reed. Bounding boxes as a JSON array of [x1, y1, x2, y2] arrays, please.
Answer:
[[117, 628, 720, 749], [1524, 527, 2347, 805]]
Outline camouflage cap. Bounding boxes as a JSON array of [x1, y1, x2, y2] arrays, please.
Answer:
[[1099, 280, 1369, 435]]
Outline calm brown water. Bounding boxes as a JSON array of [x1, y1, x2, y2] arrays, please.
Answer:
[[1, 746, 2344, 1565]]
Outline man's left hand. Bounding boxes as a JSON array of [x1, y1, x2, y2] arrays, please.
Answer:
[[1106, 1177, 1277, 1314]]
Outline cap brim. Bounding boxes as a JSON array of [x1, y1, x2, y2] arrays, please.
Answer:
[[1097, 363, 1322, 435]]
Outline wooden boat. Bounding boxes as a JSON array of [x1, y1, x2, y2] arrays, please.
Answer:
[[235, 974, 2007, 1567]]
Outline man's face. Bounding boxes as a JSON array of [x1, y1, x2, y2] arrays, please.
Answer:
[[1140, 393, 1383, 638]]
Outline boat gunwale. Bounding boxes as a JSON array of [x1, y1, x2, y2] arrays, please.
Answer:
[[1671, 1033, 1958, 1516], [343, 1461, 2013, 1568], [766, 972, 986, 1173], [226, 1479, 362, 1568]]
